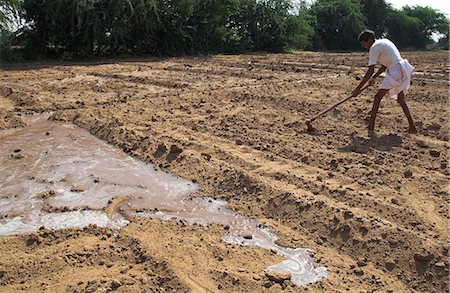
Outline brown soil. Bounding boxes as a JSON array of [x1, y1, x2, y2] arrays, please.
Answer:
[[0, 51, 448, 292]]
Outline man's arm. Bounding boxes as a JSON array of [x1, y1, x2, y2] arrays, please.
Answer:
[[351, 65, 375, 97], [369, 65, 386, 84]]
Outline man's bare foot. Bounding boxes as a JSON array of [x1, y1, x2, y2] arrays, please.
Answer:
[[368, 129, 377, 138], [407, 126, 418, 134]]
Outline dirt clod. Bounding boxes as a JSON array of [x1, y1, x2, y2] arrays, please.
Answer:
[[404, 170, 413, 178], [265, 271, 291, 283], [429, 150, 440, 158]]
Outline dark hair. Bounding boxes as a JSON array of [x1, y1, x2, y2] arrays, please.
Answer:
[[358, 30, 375, 42]]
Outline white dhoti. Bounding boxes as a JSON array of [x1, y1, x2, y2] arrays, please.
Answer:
[[380, 59, 414, 99]]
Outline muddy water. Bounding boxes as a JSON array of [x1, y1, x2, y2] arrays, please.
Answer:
[[0, 115, 326, 285]]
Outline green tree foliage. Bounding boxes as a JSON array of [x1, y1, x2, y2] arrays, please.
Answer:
[[187, 0, 239, 53], [282, 0, 314, 51], [385, 9, 422, 49], [437, 29, 449, 50], [360, 0, 392, 37], [384, 6, 449, 49], [0, 0, 23, 61], [311, 0, 365, 50], [2, 0, 448, 61], [230, 0, 312, 52], [21, 0, 161, 58], [402, 6, 448, 48], [438, 35, 449, 50], [155, 0, 239, 55], [15, 0, 313, 58], [0, 0, 21, 31]]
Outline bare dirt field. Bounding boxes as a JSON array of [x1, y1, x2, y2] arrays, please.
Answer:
[[0, 51, 448, 292]]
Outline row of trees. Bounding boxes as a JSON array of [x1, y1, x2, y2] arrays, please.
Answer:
[[0, 0, 448, 61]]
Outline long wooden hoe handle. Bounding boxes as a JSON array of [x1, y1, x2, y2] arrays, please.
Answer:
[[307, 84, 370, 123]]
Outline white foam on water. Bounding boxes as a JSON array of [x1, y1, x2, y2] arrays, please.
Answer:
[[222, 230, 327, 286], [0, 210, 128, 236]]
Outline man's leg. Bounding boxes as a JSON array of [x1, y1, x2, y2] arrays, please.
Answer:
[[368, 89, 389, 131], [397, 91, 417, 133]]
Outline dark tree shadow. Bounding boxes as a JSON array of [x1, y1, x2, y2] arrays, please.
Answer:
[[339, 134, 403, 154]]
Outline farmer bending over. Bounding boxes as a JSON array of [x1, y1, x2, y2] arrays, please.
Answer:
[[352, 29, 417, 135]]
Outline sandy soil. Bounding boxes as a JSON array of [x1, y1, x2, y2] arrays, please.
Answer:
[[0, 51, 448, 292]]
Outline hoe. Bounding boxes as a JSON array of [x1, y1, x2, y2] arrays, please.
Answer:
[[305, 84, 370, 132]]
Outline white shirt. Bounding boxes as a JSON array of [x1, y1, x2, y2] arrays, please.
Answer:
[[368, 39, 402, 69]]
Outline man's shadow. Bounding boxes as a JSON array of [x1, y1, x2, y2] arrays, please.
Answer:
[[339, 133, 403, 154]]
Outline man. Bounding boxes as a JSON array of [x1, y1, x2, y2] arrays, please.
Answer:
[[352, 30, 417, 135]]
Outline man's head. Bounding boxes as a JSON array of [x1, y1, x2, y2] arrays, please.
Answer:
[[358, 30, 375, 49]]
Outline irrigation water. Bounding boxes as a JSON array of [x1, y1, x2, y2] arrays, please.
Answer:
[[0, 115, 327, 285]]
